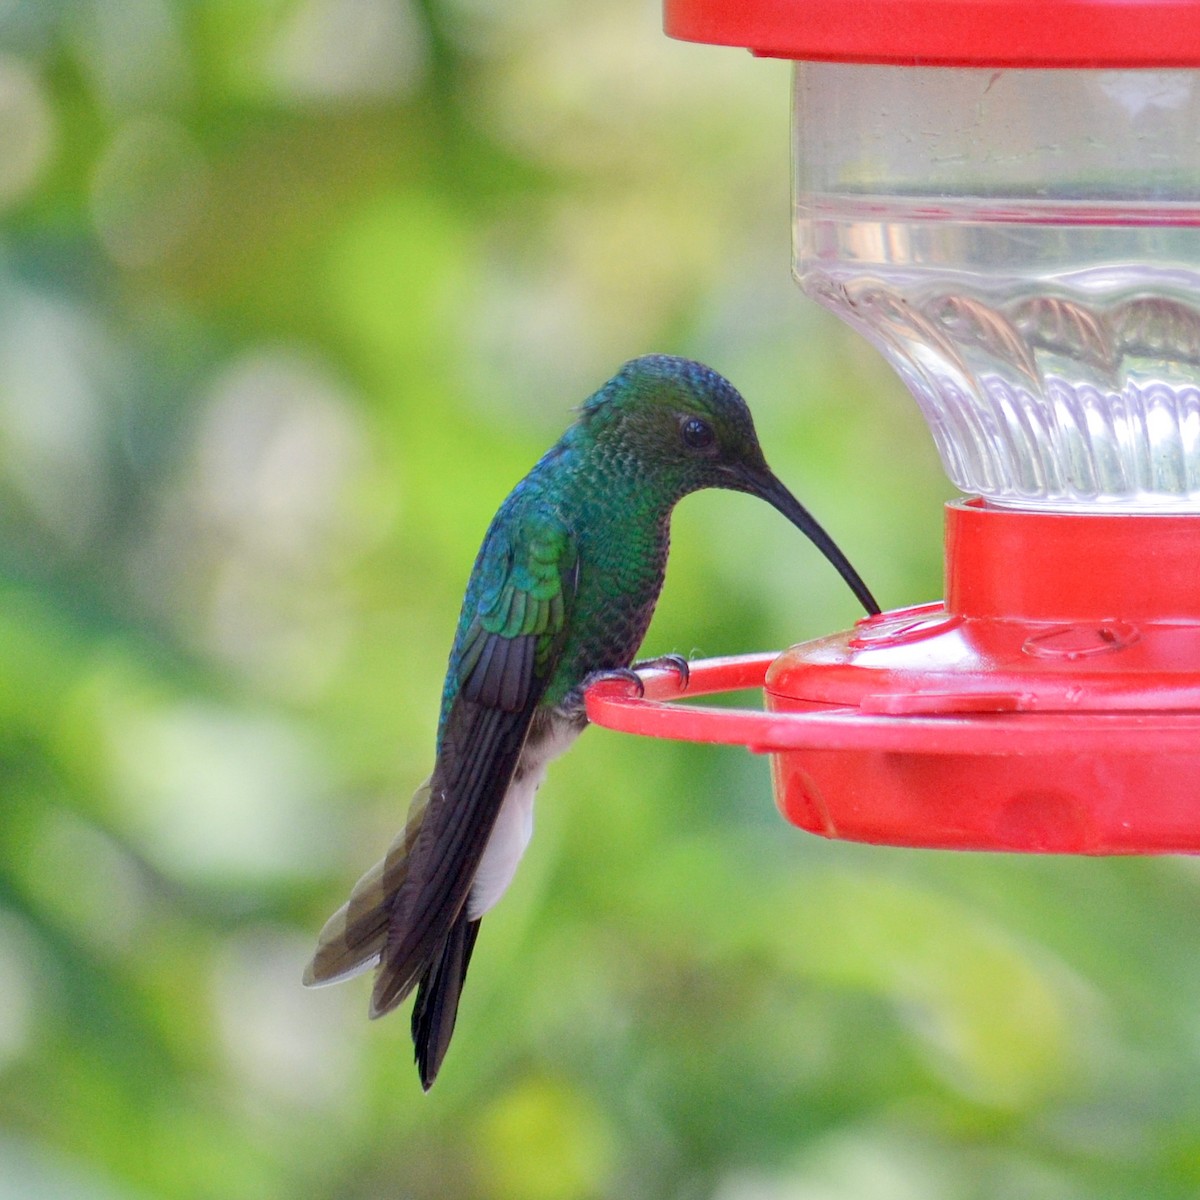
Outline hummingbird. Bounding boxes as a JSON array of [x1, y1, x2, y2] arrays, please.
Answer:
[[303, 354, 879, 1089]]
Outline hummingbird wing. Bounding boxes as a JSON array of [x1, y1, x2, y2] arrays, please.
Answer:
[[384, 507, 580, 1087], [306, 499, 580, 1091], [371, 506, 580, 1014]]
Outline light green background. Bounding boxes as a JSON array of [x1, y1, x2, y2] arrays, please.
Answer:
[[0, 3, 1192, 1199]]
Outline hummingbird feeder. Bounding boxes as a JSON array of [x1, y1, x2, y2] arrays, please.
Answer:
[[585, 0, 1200, 854]]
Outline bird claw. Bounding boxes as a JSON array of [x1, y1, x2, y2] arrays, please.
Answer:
[[632, 653, 690, 691], [573, 657, 690, 717], [581, 666, 647, 699]]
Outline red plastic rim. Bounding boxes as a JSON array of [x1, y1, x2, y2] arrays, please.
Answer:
[[665, 0, 1200, 66], [584, 655, 1200, 756]]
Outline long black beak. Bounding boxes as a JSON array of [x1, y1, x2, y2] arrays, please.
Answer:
[[747, 469, 881, 616]]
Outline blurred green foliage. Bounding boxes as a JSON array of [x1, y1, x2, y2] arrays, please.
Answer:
[[0, 2, 1198, 1199]]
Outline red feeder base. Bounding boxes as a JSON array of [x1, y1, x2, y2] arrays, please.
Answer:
[[585, 500, 1200, 854]]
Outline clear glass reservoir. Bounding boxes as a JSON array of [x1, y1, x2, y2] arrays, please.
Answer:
[[794, 65, 1200, 511]]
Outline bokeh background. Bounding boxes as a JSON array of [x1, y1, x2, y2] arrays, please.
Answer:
[[2, 2, 1200, 1198]]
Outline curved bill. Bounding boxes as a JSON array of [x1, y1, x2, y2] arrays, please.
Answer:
[[746, 468, 881, 616]]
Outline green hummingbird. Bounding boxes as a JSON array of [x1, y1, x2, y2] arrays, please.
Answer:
[[303, 355, 878, 1089]]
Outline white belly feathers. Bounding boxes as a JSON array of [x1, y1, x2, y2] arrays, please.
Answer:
[[466, 716, 581, 920]]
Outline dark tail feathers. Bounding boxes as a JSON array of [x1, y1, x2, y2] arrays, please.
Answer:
[[412, 915, 482, 1090]]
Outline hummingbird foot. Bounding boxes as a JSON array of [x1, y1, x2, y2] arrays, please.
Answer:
[[631, 654, 690, 690], [567, 656, 691, 719], [578, 666, 646, 699], [562, 666, 649, 721]]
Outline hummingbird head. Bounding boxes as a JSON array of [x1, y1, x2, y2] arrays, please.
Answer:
[[578, 355, 880, 615]]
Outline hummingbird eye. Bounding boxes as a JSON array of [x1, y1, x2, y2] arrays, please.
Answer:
[[680, 416, 716, 452]]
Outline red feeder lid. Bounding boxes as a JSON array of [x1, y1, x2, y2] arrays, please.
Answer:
[[665, 0, 1200, 67]]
